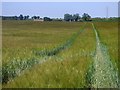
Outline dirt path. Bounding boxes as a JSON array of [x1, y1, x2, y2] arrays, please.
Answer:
[[91, 23, 119, 88]]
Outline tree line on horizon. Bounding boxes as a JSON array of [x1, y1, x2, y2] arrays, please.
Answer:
[[1, 13, 119, 22], [1, 13, 92, 21]]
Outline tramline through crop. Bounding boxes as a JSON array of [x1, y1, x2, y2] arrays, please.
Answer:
[[86, 23, 119, 88]]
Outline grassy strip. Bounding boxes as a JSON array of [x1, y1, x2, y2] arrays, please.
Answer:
[[1, 25, 85, 84], [88, 23, 119, 88], [94, 22, 119, 81]]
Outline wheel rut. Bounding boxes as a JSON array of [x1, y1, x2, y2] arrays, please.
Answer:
[[90, 23, 119, 88]]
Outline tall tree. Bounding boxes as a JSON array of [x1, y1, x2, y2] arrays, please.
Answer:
[[26, 15, 29, 20], [19, 14, 24, 20], [32, 16, 37, 19], [73, 13, 81, 21], [14, 16, 18, 20], [64, 14, 70, 21], [64, 14, 73, 21], [82, 13, 91, 21], [24, 16, 27, 20], [43, 17, 52, 21], [37, 16, 40, 19]]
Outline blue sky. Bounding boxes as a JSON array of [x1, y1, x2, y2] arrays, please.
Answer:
[[2, 2, 118, 18]]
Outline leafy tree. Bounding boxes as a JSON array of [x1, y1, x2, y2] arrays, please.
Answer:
[[69, 14, 73, 21], [32, 16, 37, 19], [26, 15, 29, 19], [43, 17, 52, 21], [64, 14, 70, 21], [82, 13, 91, 21], [64, 14, 73, 21], [14, 16, 18, 20], [37, 16, 40, 19], [19, 14, 24, 20], [73, 13, 81, 21], [24, 16, 27, 20]]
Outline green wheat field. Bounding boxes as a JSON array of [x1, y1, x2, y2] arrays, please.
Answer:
[[2, 20, 119, 88]]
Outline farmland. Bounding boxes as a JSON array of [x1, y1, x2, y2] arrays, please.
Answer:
[[2, 20, 119, 88]]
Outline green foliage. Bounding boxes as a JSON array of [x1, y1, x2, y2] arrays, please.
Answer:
[[64, 14, 73, 21], [82, 13, 91, 21], [72, 14, 81, 21]]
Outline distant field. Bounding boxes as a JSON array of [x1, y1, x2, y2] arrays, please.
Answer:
[[2, 21, 118, 88]]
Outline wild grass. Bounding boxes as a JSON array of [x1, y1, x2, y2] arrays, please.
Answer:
[[2, 23, 85, 84], [2, 22, 96, 88], [91, 22, 119, 87]]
